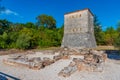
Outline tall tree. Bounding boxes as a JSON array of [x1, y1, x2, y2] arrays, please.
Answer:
[[105, 27, 117, 45], [36, 14, 56, 29], [0, 19, 11, 34], [0, 32, 8, 48], [117, 21, 120, 32], [114, 21, 120, 49], [94, 15, 104, 45]]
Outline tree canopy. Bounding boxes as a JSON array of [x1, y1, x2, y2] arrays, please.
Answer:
[[94, 15, 105, 45], [36, 14, 56, 29]]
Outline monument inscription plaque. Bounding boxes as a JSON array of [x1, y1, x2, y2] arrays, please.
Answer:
[[61, 8, 96, 48]]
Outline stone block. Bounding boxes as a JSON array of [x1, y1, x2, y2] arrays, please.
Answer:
[[58, 62, 77, 77], [53, 55, 61, 61]]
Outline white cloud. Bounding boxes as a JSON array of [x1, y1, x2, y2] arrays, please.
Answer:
[[1, 9, 18, 15], [1, 9, 23, 18]]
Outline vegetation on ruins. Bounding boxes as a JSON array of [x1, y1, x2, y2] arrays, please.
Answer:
[[0, 14, 120, 49]]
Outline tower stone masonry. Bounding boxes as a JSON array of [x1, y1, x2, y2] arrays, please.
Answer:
[[61, 8, 97, 48]]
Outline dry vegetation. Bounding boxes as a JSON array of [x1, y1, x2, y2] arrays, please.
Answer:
[[0, 46, 118, 56]]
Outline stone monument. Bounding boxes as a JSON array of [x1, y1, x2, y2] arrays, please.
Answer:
[[61, 8, 96, 48]]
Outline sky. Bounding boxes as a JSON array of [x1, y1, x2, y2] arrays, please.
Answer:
[[0, 0, 120, 30]]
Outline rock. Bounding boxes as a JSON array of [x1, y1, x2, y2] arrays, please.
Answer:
[[26, 51, 35, 54], [42, 57, 54, 67], [42, 60, 54, 67], [102, 53, 107, 62], [58, 65, 77, 77], [33, 57, 41, 63], [77, 62, 84, 71], [43, 57, 50, 61], [70, 55, 84, 60], [29, 61, 43, 70], [62, 55, 70, 59], [69, 62, 76, 67], [53, 55, 61, 61], [9, 54, 22, 60], [58, 61, 78, 77]]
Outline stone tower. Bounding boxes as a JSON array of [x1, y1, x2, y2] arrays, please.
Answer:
[[61, 8, 96, 48]]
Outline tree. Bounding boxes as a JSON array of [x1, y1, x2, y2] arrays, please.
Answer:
[[36, 14, 56, 29], [114, 21, 120, 50], [0, 32, 8, 48], [16, 33, 31, 49], [94, 15, 105, 45], [8, 31, 19, 48], [104, 27, 117, 45], [8, 23, 25, 32], [114, 34, 120, 49], [25, 22, 36, 29], [0, 19, 11, 34], [117, 21, 120, 32]]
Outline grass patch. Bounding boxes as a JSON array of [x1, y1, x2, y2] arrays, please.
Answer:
[[94, 46, 118, 50]]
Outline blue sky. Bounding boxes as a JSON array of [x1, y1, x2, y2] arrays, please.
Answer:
[[0, 0, 120, 29]]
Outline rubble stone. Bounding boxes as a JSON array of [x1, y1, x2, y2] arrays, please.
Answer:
[[58, 48, 107, 77], [3, 48, 107, 74], [58, 62, 77, 77]]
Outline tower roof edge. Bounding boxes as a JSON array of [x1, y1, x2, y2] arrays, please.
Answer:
[[64, 8, 94, 16]]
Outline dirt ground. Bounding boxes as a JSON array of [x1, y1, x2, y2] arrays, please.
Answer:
[[0, 55, 120, 80], [0, 46, 120, 80]]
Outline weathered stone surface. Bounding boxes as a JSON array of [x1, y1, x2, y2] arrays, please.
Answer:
[[53, 55, 61, 61], [70, 55, 84, 60], [3, 48, 107, 72], [58, 48, 107, 77], [26, 51, 35, 54], [9, 54, 23, 60], [58, 62, 77, 77], [4, 55, 55, 70], [29, 61, 43, 70], [42, 57, 54, 67], [61, 8, 96, 48]]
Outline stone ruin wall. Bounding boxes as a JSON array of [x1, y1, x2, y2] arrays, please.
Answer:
[[61, 9, 96, 48]]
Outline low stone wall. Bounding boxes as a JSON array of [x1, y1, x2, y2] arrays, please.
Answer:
[[3, 48, 107, 77], [58, 48, 107, 77], [3, 52, 61, 70]]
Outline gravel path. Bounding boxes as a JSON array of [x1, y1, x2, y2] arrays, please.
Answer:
[[0, 55, 120, 80]]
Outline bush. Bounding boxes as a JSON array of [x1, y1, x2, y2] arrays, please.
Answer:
[[0, 32, 8, 49], [16, 33, 31, 49], [114, 34, 120, 52]]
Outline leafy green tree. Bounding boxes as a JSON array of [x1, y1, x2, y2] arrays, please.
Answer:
[[0, 19, 11, 34], [0, 32, 8, 48], [36, 14, 56, 29], [94, 15, 104, 45], [117, 21, 120, 32], [56, 24, 64, 45], [114, 34, 120, 49], [25, 22, 36, 29], [0, 35, 6, 48], [104, 27, 117, 45], [8, 31, 19, 48], [114, 21, 120, 50], [16, 33, 31, 49]]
